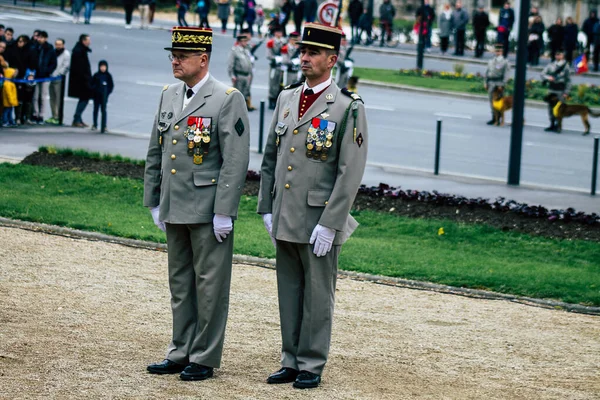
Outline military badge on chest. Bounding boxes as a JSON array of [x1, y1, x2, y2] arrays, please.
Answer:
[[185, 116, 211, 165], [306, 118, 336, 161]]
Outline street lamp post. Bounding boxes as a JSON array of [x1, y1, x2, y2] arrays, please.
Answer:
[[417, 0, 425, 70], [507, 0, 530, 185]]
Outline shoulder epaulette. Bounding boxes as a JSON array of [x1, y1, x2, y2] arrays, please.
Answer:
[[341, 88, 363, 103], [226, 87, 238, 95], [162, 85, 169, 91], [283, 81, 303, 90]]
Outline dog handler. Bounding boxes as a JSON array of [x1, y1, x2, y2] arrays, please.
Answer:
[[484, 43, 510, 125], [541, 48, 572, 132]]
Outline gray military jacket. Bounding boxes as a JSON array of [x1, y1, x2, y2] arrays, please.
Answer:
[[228, 45, 253, 77], [485, 56, 510, 86], [257, 82, 369, 245], [541, 61, 572, 94], [144, 76, 250, 224]]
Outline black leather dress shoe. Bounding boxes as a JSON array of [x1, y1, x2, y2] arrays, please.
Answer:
[[179, 363, 214, 381], [293, 370, 321, 389], [266, 367, 299, 384], [147, 359, 187, 374]]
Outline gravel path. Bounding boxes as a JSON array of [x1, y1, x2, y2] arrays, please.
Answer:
[[0, 226, 599, 399]]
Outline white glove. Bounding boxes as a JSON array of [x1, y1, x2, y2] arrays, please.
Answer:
[[150, 206, 166, 232], [309, 224, 335, 257], [262, 213, 276, 247], [213, 214, 233, 243]]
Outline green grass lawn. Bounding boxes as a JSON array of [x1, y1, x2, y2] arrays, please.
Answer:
[[354, 67, 481, 93], [1, 163, 599, 306]]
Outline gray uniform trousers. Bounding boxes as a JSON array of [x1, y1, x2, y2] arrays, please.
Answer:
[[268, 67, 283, 99], [487, 83, 503, 116], [234, 75, 252, 99], [276, 240, 340, 375], [165, 222, 234, 368], [547, 89, 566, 124]]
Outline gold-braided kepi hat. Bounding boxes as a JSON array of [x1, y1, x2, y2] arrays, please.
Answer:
[[298, 23, 342, 52], [165, 26, 213, 52]]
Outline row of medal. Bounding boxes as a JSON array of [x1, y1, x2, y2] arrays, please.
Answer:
[[306, 118, 336, 161], [186, 116, 212, 165]]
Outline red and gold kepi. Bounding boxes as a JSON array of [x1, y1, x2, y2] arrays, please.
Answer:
[[298, 23, 342, 52], [165, 26, 213, 52]]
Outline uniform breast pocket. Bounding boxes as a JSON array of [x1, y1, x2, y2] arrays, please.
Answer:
[[275, 122, 288, 155]]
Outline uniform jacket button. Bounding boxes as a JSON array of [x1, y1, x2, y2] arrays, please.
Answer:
[[285, 183, 290, 189], [171, 154, 176, 160], [211, 179, 216, 183], [324, 201, 328, 205], [172, 139, 177, 145], [290, 147, 295, 153], [171, 169, 177, 174], [174, 125, 180, 130], [287, 165, 293, 171], [293, 129, 299, 134]]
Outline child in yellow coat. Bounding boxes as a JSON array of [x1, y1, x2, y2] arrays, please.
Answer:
[[2, 66, 18, 126]]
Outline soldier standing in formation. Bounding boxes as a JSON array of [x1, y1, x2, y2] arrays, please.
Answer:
[[228, 31, 256, 111], [541, 48, 572, 132], [144, 26, 250, 381], [258, 23, 368, 389], [266, 26, 285, 109], [335, 32, 353, 89], [282, 31, 301, 86], [484, 43, 510, 125]]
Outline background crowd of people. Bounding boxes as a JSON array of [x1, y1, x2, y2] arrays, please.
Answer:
[[0, 27, 113, 131]]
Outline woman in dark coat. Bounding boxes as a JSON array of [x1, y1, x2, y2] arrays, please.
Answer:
[[68, 34, 93, 127], [527, 15, 545, 65], [547, 17, 565, 61], [564, 16, 579, 64]]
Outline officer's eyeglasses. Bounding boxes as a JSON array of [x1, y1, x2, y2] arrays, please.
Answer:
[[168, 53, 202, 62]]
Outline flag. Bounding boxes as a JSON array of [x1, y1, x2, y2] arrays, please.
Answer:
[[574, 54, 589, 74]]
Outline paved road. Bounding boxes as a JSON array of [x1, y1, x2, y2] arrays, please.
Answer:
[[0, 7, 599, 212]]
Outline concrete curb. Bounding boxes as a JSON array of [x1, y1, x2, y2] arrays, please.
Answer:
[[1, 217, 598, 316], [359, 79, 548, 109], [0, 3, 68, 17]]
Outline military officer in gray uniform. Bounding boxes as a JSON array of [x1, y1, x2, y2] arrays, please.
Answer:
[[266, 27, 285, 109], [228, 32, 256, 111], [282, 31, 301, 86], [541, 48, 572, 132], [258, 23, 368, 390], [484, 43, 510, 125], [335, 32, 353, 89], [144, 26, 250, 381]]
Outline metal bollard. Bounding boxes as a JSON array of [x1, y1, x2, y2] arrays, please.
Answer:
[[434, 119, 442, 175], [258, 100, 265, 154], [58, 75, 66, 126], [592, 136, 599, 196]]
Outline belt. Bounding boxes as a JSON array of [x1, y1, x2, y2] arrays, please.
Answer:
[[235, 71, 250, 76]]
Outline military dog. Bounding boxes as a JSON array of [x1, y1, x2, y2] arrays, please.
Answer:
[[544, 93, 600, 135], [491, 86, 514, 126]]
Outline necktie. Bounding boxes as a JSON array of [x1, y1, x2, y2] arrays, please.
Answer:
[[186, 88, 194, 99], [304, 88, 314, 96]]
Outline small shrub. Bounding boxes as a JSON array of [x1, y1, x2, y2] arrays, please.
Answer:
[[453, 63, 465, 75]]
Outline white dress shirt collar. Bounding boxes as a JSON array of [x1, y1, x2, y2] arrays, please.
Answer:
[[183, 73, 210, 111], [303, 75, 332, 95]]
